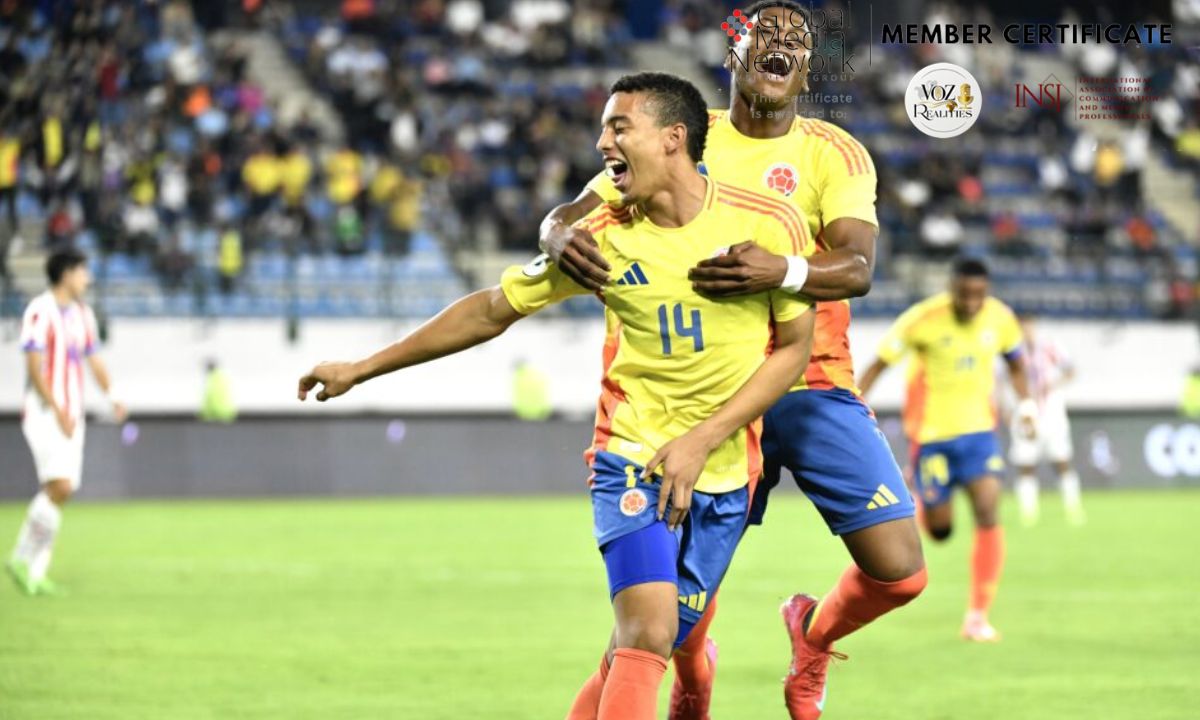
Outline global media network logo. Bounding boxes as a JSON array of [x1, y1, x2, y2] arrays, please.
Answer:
[[721, 9, 754, 43], [720, 3, 860, 82]]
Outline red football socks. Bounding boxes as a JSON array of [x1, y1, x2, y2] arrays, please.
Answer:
[[805, 564, 929, 649], [970, 526, 1005, 612], [672, 595, 717, 690], [566, 654, 610, 720], [597, 648, 668, 720]]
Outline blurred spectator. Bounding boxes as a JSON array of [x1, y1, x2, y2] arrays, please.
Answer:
[[1181, 366, 1200, 420], [370, 162, 421, 257], [217, 225, 244, 295], [242, 141, 281, 242], [512, 359, 552, 422], [919, 205, 963, 257], [34, 99, 71, 208], [1092, 140, 1124, 205], [45, 204, 74, 247], [992, 213, 1035, 258], [199, 359, 238, 423], [0, 121, 19, 276], [1126, 215, 1159, 261], [155, 234, 194, 291]]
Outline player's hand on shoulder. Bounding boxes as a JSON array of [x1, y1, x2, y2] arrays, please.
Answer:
[[689, 241, 788, 297], [298, 361, 359, 402], [542, 222, 610, 291]]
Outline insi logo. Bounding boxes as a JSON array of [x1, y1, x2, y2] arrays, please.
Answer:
[[720, 9, 754, 42], [615, 262, 650, 286], [1015, 75, 1073, 112]]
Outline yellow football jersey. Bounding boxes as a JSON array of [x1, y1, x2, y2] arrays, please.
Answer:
[[503, 177, 814, 493], [587, 109, 876, 394], [877, 293, 1023, 444]]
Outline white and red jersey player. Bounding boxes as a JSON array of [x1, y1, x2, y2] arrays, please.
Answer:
[[18, 290, 99, 488], [20, 290, 98, 423], [1009, 332, 1074, 466]]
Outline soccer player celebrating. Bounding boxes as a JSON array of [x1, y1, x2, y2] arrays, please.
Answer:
[[540, 2, 925, 718], [297, 73, 817, 720], [858, 258, 1037, 642], [1008, 314, 1085, 526], [7, 247, 126, 595]]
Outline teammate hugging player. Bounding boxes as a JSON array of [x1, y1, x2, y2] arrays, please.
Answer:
[[8, 247, 126, 595], [540, 2, 926, 718], [297, 73, 817, 720], [859, 258, 1037, 642]]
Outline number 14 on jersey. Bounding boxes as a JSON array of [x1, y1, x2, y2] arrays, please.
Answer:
[[658, 303, 704, 355]]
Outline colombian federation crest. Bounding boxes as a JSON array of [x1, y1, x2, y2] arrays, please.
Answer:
[[764, 162, 799, 197], [619, 488, 649, 517]]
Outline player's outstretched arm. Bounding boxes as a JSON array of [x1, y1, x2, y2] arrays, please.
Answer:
[[688, 218, 875, 300], [87, 354, 127, 422], [297, 287, 524, 402], [857, 356, 890, 398], [1006, 353, 1038, 438], [538, 187, 609, 291], [645, 308, 816, 530]]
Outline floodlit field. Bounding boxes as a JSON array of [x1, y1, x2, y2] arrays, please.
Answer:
[[1, 491, 1197, 719]]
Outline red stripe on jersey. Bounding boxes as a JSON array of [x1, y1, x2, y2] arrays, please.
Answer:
[[744, 416, 763, 499], [814, 121, 868, 176], [803, 301, 856, 391], [829, 124, 870, 175], [584, 207, 631, 235], [717, 183, 812, 250], [73, 358, 84, 421], [717, 196, 803, 254], [903, 364, 927, 443], [585, 321, 627, 483], [47, 322, 62, 417], [799, 120, 864, 176]]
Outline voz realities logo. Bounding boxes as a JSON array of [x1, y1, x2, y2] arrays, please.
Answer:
[[906, 62, 982, 138]]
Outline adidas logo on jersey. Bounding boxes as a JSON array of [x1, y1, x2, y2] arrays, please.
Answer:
[[615, 262, 649, 286], [678, 591, 708, 612], [866, 484, 901, 510]]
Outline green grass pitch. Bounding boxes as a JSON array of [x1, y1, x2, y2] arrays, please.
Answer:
[[1, 490, 1198, 719]]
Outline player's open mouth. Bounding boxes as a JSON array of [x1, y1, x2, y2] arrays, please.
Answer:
[[762, 51, 791, 82], [605, 158, 630, 189]]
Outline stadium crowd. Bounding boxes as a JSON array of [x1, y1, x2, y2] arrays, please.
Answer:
[[0, 0, 1197, 319]]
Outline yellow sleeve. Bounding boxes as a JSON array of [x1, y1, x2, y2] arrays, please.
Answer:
[[814, 124, 879, 228], [501, 204, 614, 314], [995, 303, 1023, 357], [500, 255, 590, 315], [754, 206, 814, 321], [769, 289, 812, 323], [877, 305, 922, 364], [584, 170, 624, 207]]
